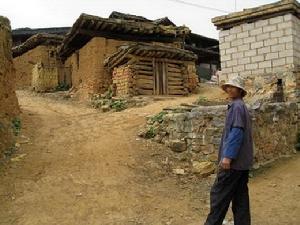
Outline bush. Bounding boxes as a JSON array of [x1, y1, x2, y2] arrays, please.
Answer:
[[11, 118, 21, 136], [110, 99, 127, 112], [150, 111, 167, 124], [145, 126, 157, 139]]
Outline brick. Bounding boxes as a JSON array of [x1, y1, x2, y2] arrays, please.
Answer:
[[279, 49, 293, 58], [222, 67, 233, 74], [237, 31, 249, 39], [230, 25, 242, 34], [243, 36, 256, 44], [232, 52, 244, 59], [238, 57, 250, 65], [265, 52, 279, 60], [256, 33, 270, 41], [278, 35, 293, 43], [233, 65, 245, 72], [251, 55, 264, 63], [258, 46, 271, 54], [241, 23, 254, 31], [250, 27, 263, 36], [269, 16, 284, 24], [263, 25, 277, 33], [270, 30, 284, 38], [255, 19, 269, 28], [264, 39, 278, 46], [259, 61, 272, 69], [244, 49, 257, 57], [273, 58, 286, 66], [286, 56, 295, 64], [238, 44, 250, 52], [225, 34, 237, 42], [271, 44, 285, 52], [278, 21, 293, 30], [226, 47, 237, 54], [219, 30, 230, 38], [227, 60, 238, 67], [221, 54, 232, 61], [251, 41, 264, 49], [245, 63, 258, 70], [231, 39, 243, 47], [220, 42, 230, 50]]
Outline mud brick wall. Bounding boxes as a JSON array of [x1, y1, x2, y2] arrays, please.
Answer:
[[65, 37, 135, 100], [32, 63, 59, 92], [0, 16, 20, 158], [13, 45, 58, 89], [154, 102, 298, 169], [219, 14, 300, 78], [186, 62, 199, 92], [112, 65, 134, 97]]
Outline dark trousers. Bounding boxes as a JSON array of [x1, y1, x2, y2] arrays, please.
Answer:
[[204, 168, 251, 225]]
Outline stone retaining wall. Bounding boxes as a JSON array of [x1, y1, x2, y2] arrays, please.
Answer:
[[151, 102, 299, 169]]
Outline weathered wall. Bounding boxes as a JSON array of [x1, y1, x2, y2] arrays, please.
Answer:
[[13, 45, 57, 89], [0, 16, 20, 158], [32, 63, 59, 92], [150, 102, 299, 169]]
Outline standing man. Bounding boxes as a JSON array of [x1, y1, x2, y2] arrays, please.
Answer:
[[204, 76, 254, 225]]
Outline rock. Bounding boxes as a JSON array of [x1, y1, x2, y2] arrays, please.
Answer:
[[192, 161, 216, 177], [169, 140, 187, 153], [101, 105, 110, 112], [172, 168, 185, 175]]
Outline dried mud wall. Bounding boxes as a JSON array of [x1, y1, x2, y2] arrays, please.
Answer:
[[0, 16, 20, 158], [13, 45, 57, 89]]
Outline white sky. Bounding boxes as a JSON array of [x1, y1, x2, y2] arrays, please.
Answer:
[[1, 0, 277, 39]]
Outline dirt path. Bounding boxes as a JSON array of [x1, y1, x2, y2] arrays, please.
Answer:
[[0, 90, 299, 225]]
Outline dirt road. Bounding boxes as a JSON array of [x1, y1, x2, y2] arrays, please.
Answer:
[[0, 90, 299, 225]]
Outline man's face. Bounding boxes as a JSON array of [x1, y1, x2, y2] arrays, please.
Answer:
[[225, 85, 242, 99]]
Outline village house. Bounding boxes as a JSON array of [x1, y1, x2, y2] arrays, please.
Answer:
[[12, 33, 71, 91], [59, 12, 219, 99], [212, 0, 300, 103]]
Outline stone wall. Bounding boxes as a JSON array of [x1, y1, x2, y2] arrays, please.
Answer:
[[31, 63, 59, 92], [0, 16, 20, 158], [13, 45, 57, 89], [150, 102, 299, 169]]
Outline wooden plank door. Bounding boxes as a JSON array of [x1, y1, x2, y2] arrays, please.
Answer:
[[154, 60, 168, 95]]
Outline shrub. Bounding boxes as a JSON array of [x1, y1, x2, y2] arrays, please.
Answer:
[[11, 118, 21, 136]]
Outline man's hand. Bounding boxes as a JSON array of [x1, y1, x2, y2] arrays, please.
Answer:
[[220, 157, 232, 170]]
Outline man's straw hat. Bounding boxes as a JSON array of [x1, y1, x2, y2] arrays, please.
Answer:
[[221, 75, 247, 97]]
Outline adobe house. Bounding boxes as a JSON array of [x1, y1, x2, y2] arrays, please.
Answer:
[[59, 12, 193, 99], [0, 16, 20, 158], [212, 0, 300, 102], [12, 33, 71, 90], [104, 43, 198, 96]]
